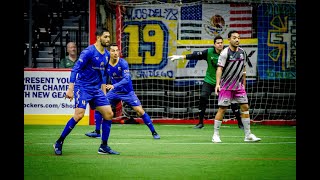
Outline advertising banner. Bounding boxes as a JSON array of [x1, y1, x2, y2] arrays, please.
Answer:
[[24, 69, 89, 125]]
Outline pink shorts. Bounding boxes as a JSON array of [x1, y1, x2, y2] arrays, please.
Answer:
[[218, 87, 248, 106]]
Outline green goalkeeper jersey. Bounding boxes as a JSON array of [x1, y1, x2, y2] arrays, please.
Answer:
[[204, 47, 218, 86], [185, 47, 219, 86]]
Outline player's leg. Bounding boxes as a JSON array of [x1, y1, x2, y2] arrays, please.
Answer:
[[212, 89, 231, 143], [132, 105, 160, 139], [95, 91, 120, 155], [230, 103, 244, 129], [85, 110, 103, 138], [235, 89, 261, 142], [122, 102, 139, 124], [53, 88, 88, 155], [195, 82, 213, 129], [85, 91, 118, 138], [212, 106, 227, 143], [124, 91, 160, 139]]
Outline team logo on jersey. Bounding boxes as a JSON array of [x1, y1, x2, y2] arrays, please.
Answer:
[[95, 57, 99, 60], [118, 67, 121, 71]]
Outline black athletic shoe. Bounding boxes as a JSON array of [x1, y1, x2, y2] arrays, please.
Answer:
[[98, 144, 120, 155], [85, 131, 101, 138], [193, 123, 204, 129]]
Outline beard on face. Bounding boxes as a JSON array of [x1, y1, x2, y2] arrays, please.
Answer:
[[100, 40, 109, 47]]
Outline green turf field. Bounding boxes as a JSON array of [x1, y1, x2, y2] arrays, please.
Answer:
[[24, 124, 296, 180]]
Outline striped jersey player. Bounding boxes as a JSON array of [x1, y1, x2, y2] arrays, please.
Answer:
[[212, 30, 261, 143]]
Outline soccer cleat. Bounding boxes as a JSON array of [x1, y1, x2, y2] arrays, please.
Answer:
[[85, 131, 101, 138], [53, 141, 63, 155], [244, 133, 261, 142], [98, 144, 120, 155], [193, 123, 204, 129], [152, 132, 160, 139], [212, 134, 222, 143]]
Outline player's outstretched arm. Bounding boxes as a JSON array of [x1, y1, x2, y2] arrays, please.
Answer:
[[168, 55, 186, 61]]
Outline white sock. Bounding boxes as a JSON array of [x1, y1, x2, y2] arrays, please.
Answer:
[[241, 118, 251, 137], [214, 120, 222, 136]]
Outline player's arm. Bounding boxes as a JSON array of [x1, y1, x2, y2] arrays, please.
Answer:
[[105, 71, 114, 91], [242, 67, 246, 89], [102, 65, 108, 95], [65, 49, 91, 101], [185, 49, 208, 60], [215, 66, 223, 96], [113, 61, 130, 88], [108, 59, 131, 90], [69, 48, 91, 82], [65, 82, 75, 102], [215, 48, 227, 95], [242, 49, 249, 89], [101, 84, 107, 95], [168, 49, 207, 61]]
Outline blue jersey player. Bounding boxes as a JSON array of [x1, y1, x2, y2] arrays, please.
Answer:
[[85, 43, 160, 139], [53, 27, 120, 155]]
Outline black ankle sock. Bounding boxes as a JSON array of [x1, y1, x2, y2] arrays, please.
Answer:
[[95, 130, 100, 134], [102, 141, 108, 146], [57, 136, 65, 143]]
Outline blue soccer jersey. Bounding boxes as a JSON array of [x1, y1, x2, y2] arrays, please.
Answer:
[[107, 58, 134, 93], [69, 45, 111, 109], [70, 45, 110, 90]]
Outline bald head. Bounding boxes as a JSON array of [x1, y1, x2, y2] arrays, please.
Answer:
[[66, 42, 77, 57]]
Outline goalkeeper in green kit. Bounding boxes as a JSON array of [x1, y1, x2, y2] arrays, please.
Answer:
[[168, 35, 243, 129]]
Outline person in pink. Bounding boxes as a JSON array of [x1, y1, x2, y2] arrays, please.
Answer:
[[212, 30, 261, 143]]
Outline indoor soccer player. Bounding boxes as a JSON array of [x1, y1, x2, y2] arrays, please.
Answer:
[[212, 30, 261, 143], [53, 27, 120, 155], [85, 43, 160, 139], [168, 35, 244, 129]]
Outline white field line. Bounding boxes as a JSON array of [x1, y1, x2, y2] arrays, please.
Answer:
[[24, 133, 296, 139], [31, 142, 296, 145]]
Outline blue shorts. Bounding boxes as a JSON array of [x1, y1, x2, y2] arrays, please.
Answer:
[[74, 87, 110, 109], [106, 91, 141, 107]]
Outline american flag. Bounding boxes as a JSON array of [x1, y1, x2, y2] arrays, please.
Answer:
[[179, 4, 203, 40], [228, 4, 253, 38], [179, 3, 253, 40]]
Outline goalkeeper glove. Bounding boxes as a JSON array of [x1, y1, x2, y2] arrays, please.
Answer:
[[168, 55, 184, 61]]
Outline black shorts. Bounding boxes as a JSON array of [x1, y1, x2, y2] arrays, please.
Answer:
[[200, 81, 215, 97]]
